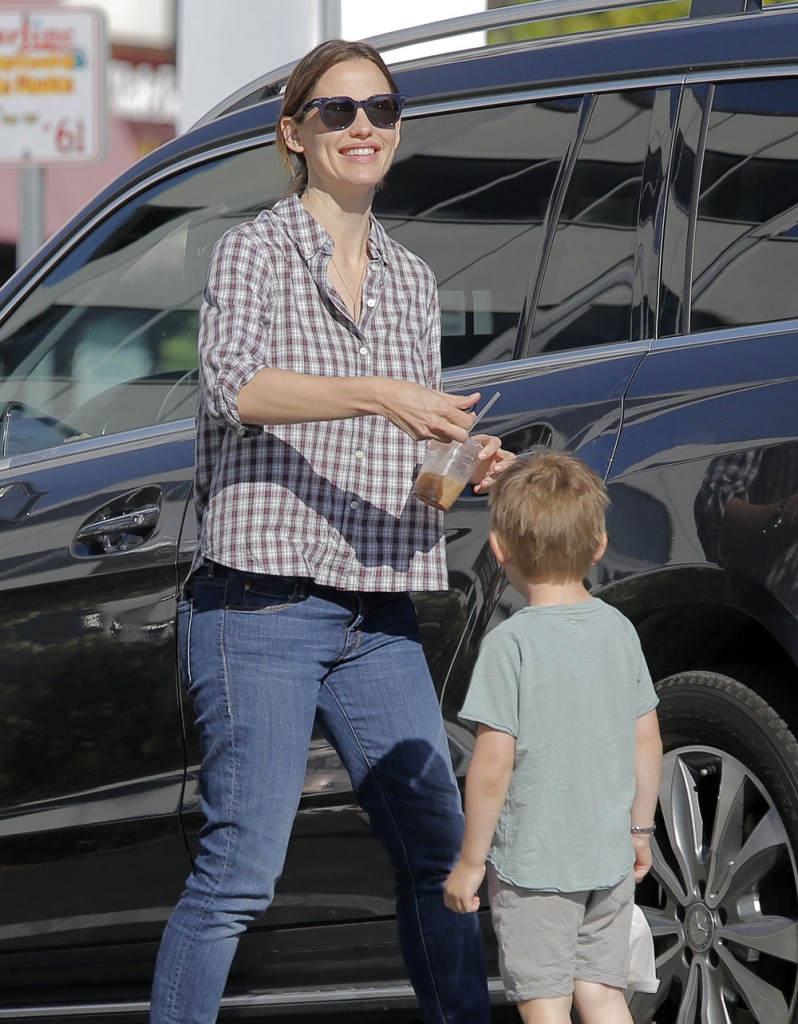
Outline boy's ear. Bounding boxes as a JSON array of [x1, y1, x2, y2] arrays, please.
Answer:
[[593, 530, 609, 564], [490, 531, 511, 566]]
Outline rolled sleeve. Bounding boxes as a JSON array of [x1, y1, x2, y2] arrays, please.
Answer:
[[198, 226, 275, 430]]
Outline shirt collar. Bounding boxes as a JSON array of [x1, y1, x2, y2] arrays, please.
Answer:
[[274, 192, 388, 262]]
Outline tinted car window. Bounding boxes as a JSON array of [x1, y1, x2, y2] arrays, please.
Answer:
[[0, 145, 282, 458], [530, 90, 655, 354], [691, 77, 798, 332], [375, 99, 579, 369]]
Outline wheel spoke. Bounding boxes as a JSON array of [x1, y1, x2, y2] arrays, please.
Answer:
[[675, 959, 701, 1024], [706, 755, 748, 900], [654, 935, 689, 994], [699, 961, 734, 1024], [661, 752, 705, 898], [720, 806, 786, 906], [719, 915, 798, 963], [717, 941, 791, 1024], [652, 836, 690, 907], [646, 906, 682, 941]]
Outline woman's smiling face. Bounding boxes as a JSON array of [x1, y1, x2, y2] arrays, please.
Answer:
[[283, 58, 401, 199]]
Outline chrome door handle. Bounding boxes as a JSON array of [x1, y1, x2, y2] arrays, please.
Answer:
[[75, 505, 160, 541]]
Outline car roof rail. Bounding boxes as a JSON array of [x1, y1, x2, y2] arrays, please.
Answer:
[[192, 0, 767, 131]]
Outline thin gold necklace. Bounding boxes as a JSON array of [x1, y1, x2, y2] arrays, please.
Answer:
[[331, 251, 368, 321]]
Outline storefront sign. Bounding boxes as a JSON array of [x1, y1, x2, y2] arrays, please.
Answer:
[[0, 8, 106, 165]]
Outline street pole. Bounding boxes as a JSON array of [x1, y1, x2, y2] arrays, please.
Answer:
[[321, 0, 342, 38], [17, 164, 45, 269]]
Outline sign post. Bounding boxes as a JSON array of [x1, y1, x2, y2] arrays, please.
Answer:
[[0, 8, 106, 266]]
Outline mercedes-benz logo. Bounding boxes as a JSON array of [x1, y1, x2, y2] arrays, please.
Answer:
[[685, 903, 715, 952]]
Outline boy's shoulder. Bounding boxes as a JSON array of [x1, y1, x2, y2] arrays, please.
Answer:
[[593, 598, 642, 639], [478, 613, 523, 652], [502, 598, 642, 645], [479, 599, 640, 646], [578, 599, 644, 652]]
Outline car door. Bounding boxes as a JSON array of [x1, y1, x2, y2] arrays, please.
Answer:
[[0, 434, 193, 1003], [376, 85, 678, 731], [606, 74, 798, 1024], [608, 75, 798, 635], [0, 150, 243, 1004]]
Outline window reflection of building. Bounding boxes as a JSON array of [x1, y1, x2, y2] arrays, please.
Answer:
[[691, 78, 798, 332], [375, 99, 579, 370], [687, 83, 798, 612], [529, 90, 655, 354]]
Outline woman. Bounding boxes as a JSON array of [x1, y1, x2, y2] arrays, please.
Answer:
[[149, 38, 511, 1024]]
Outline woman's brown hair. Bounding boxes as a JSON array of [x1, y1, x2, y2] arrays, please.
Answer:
[[277, 39, 399, 195]]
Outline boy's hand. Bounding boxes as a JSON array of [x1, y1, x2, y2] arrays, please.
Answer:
[[632, 834, 653, 882], [444, 859, 486, 913]]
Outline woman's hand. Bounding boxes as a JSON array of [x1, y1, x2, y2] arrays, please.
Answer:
[[471, 437, 516, 493], [377, 379, 479, 442]]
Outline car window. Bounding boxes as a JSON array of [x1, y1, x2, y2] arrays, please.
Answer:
[[690, 77, 798, 332], [0, 145, 283, 459], [529, 90, 655, 354], [375, 98, 580, 370]]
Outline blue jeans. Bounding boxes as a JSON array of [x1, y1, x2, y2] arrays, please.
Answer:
[[150, 562, 490, 1023]]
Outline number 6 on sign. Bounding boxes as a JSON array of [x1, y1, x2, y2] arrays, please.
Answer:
[[55, 118, 86, 154]]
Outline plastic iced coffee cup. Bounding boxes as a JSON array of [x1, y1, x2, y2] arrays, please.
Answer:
[[412, 438, 484, 511]]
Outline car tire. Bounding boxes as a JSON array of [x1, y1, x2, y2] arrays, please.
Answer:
[[631, 669, 798, 1024]]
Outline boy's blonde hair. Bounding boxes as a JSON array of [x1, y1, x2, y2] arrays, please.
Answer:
[[489, 450, 609, 583]]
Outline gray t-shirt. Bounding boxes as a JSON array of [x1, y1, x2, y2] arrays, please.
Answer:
[[459, 598, 658, 892]]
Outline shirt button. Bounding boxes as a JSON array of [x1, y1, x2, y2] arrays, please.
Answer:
[[355, 449, 365, 459], [350, 500, 359, 509], [236, 426, 247, 437], [359, 346, 369, 356], [366, 298, 376, 308]]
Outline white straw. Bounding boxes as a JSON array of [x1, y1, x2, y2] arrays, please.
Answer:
[[469, 390, 501, 432]]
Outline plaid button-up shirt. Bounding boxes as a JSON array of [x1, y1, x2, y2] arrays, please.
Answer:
[[194, 194, 448, 592]]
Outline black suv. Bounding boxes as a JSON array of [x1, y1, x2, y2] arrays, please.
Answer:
[[3, 0, 798, 1020]]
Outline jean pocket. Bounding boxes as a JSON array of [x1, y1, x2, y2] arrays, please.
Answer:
[[228, 574, 302, 613]]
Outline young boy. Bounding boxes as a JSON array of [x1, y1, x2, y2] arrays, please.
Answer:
[[444, 451, 662, 1024]]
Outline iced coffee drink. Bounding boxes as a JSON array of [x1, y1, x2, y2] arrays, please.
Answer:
[[413, 438, 483, 511]]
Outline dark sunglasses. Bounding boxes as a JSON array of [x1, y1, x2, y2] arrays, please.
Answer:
[[298, 93, 405, 131]]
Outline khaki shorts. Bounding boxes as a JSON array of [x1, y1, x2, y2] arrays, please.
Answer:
[[488, 866, 634, 1002]]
